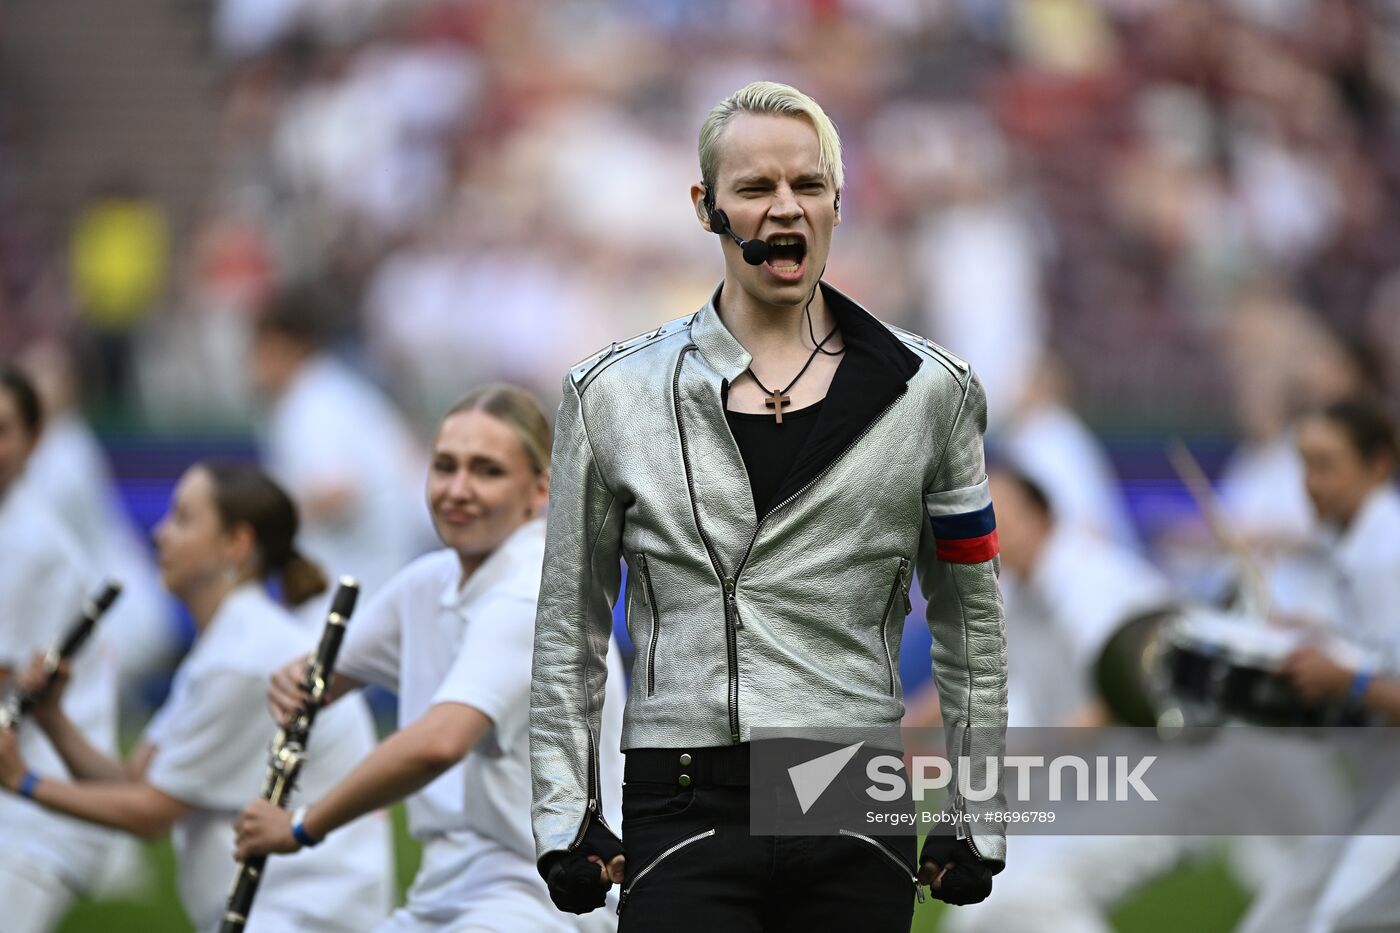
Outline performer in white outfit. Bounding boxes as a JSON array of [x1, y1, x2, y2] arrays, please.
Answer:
[[0, 364, 123, 933], [250, 289, 427, 603], [995, 357, 1139, 549], [0, 460, 392, 933], [18, 342, 178, 684], [1240, 398, 1400, 933], [922, 465, 1183, 933], [234, 384, 626, 933]]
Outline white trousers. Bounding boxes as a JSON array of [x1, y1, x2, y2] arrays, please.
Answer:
[[377, 831, 616, 933], [1239, 782, 1400, 933], [940, 834, 1186, 933], [0, 856, 75, 933]]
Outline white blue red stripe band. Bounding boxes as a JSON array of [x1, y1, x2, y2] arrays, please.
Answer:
[[925, 479, 999, 563]]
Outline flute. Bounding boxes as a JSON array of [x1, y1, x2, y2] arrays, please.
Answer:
[[0, 581, 122, 731], [220, 577, 359, 933]]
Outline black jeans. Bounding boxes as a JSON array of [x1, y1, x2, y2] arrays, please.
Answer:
[[616, 780, 918, 932]]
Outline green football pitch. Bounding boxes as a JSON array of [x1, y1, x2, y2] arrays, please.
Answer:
[[55, 805, 1251, 932]]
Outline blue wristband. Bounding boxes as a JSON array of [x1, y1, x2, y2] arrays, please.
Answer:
[[18, 771, 39, 800], [290, 806, 321, 848], [1349, 671, 1374, 705]]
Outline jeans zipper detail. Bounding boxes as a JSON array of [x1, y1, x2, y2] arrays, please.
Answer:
[[639, 554, 660, 697], [880, 557, 910, 695], [839, 829, 924, 903], [618, 828, 717, 913]]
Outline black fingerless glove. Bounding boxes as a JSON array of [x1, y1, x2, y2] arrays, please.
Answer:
[[540, 813, 625, 914], [919, 834, 996, 906]]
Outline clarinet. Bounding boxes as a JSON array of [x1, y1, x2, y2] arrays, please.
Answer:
[[0, 581, 122, 731], [220, 577, 359, 933]]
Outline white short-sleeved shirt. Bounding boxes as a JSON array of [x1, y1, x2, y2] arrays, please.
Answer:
[[25, 415, 178, 679], [336, 518, 627, 858], [1329, 484, 1400, 671], [1000, 404, 1139, 548], [1219, 434, 1316, 540], [261, 354, 425, 599], [142, 584, 391, 932], [0, 483, 121, 888]]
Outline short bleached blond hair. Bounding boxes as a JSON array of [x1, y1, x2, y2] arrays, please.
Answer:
[[698, 81, 844, 194]]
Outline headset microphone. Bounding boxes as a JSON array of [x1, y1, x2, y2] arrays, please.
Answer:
[[722, 217, 770, 266], [704, 191, 769, 266]]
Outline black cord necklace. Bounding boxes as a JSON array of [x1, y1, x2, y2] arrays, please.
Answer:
[[805, 267, 843, 356], [744, 283, 843, 424], [807, 304, 843, 355]]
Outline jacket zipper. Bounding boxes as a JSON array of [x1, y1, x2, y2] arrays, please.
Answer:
[[673, 348, 743, 742], [953, 727, 984, 861], [564, 725, 618, 853], [838, 829, 925, 903], [731, 386, 909, 583], [880, 557, 910, 695], [674, 347, 909, 744], [639, 554, 660, 697], [618, 828, 716, 913]]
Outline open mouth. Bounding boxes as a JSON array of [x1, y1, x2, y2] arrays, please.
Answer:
[[764, 233, 807, 277]]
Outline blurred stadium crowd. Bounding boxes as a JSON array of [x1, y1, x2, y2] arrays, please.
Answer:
[[4, 1, 1400, 929], [3, 0, 1400, 430]]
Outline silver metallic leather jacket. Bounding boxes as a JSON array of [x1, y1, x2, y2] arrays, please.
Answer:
[[530, 284, 1008, 867]]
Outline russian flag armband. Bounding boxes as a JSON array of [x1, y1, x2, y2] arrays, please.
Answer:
[[925, 478, 1000, 564]]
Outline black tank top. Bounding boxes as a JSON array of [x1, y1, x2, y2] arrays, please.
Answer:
[[725, 399, 824, 519]]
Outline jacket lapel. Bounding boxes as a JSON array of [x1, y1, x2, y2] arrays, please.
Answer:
[[677, 282, 923, 561], [676, 288, 758, 574], [769, 283, 922, 507]]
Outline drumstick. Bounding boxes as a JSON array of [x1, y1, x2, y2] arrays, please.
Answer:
[[1166, 438, 1273, 619]]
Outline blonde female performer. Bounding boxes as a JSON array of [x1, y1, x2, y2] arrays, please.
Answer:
[[234, 384, 626, 933], [0, 461, 392, 932]]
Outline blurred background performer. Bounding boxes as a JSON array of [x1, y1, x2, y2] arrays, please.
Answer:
[[0, 364, 123, 933], [1282, 398, 1400, 660], [1237, 398, 1400, 933], [907, 463, 1183, 933], [0, 461, 392, 932], [234, 385, 626, 933], [992, 357, 1139, 549], [250, 286, 428, 607], [16, 342, 179, 687], [907, 464, 1173, 733]]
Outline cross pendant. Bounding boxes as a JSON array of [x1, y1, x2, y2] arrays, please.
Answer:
[[764, 390, 792, 424]]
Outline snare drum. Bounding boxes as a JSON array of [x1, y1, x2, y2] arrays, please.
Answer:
[[1094, 605, 1373, 728], [1163, 609, 1370, 727]]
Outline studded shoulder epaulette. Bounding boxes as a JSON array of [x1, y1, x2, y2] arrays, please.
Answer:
[[568, 313, 696, 394], [885, 323, 971, 382]]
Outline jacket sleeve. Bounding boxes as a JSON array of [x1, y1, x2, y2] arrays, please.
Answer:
[[914, 369, 1009, 868], [530, 373, 625, 865]]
